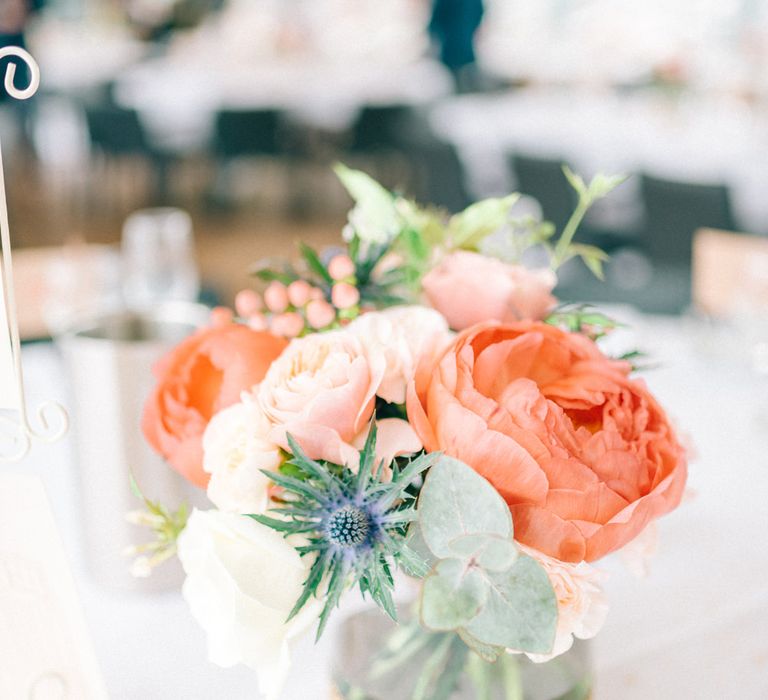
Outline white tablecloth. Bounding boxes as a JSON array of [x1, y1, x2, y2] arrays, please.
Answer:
[[7, 310, 768, 699]]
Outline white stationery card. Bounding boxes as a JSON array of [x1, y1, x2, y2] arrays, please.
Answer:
[[0, 473, 108, 699]]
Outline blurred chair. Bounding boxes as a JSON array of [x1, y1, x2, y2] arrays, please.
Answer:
[[693, 228, 768, 317], [407, 139, 471, 213], [339, 105, 416, 191], [213, 109, 284, 159], [640, 174, 736, 266], [85, 103, 174, 205], [509, 154, 577, 232], [347, 105, 413, 154], [211, 109, 296, 210]]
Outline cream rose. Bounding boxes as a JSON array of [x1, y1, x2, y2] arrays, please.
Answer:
[[256, 331, 386, 466], [177, 510, 318, 700], [202, 395, 281, 514], [348, 306, 451, 405], [520, 546, 609, 662]]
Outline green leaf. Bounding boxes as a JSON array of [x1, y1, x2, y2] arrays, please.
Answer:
[[448, 534, 519, 572], [334, 163, 401, 243], [421, 559, 489, 631], [417, 456, 512, 558], [569, 243, 609, 280], [400, 522, 438, 578], [251, 268, 296, 285], [448, 195, 519, 250], [463, 554, 557, 654], [562, 166, 587, 197], [457, 629, 504, 663], [587, 173, 629, 201], [299, 242, 333, 285]]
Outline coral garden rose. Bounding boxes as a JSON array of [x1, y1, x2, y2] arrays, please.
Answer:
[[142, 321, 287, 488], [422, 251, 557, 331], [407, 321, 687, 562]]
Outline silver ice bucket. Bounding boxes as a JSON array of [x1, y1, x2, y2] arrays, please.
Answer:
[[59, 303, 210, 592]]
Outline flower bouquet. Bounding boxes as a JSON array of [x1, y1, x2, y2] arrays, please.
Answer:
[[133, 165, 688, 699]]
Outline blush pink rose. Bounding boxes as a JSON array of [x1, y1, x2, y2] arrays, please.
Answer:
[[422, 251, 557, 330], [407, 321, 687, 563], [142, 321, 288, 487], [257, 331, 418, 467]]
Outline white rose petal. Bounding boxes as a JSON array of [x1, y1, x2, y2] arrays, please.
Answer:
[[348, 306, 451, 405], [202, 396, 282, 514], [177, 510, 318, 700], [519, 545, 609, 663]]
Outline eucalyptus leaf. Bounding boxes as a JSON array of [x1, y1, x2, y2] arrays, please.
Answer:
[[464, 554, 557, 654], [421, 559, 489, 631], [418, 456, 512, 558], [457, 629, 504, 663], [448, 534, 519, 572]]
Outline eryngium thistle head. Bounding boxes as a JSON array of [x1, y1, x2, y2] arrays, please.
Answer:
[[326, 505, 371, 547], [248, 424, 438, 639]]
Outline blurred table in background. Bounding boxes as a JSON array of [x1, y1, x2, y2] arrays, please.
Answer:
[[114, 55, 452, 151], [12, 309, 768, 699], [431, 88, 768, 234]]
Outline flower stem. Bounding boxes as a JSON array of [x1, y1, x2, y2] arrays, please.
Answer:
[[552, 198, 589, 269], [500, 653, 524, 700]]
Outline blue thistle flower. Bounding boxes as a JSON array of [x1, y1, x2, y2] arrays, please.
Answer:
[[248, 424, 437, 639]]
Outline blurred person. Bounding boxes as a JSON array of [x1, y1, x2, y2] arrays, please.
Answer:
[[429, 0, 484, 92], [122, 0, 225, 41]]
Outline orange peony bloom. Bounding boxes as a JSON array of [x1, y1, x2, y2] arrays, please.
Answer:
[[407, 321, 687, 563], [142, 321, 287, 488]]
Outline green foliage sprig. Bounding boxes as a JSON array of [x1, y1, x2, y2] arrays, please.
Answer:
[[412, 457, 557, 659]]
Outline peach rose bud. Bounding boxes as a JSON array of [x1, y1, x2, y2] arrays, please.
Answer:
[[332, 282, 360, 310], [287, 280, 312, 308], [306, 299, 336, 329], [270, 312, 305, 338], [328, 254, 355, 281], [264, 281, 289, 314], [235, 289, 263, 318], [210, 306, 234, 327]]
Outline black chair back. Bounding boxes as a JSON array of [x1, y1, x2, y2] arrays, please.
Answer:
[[213, 109, 283, 158], [409, 140, 470, 213], [509, 154, 577, 232], [85, 105, 148, 155], [640, 174, 736, 266], [348, 105, 413, 153]]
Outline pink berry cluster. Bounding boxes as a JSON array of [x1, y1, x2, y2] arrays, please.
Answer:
[[234, 254, 360, 338]]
